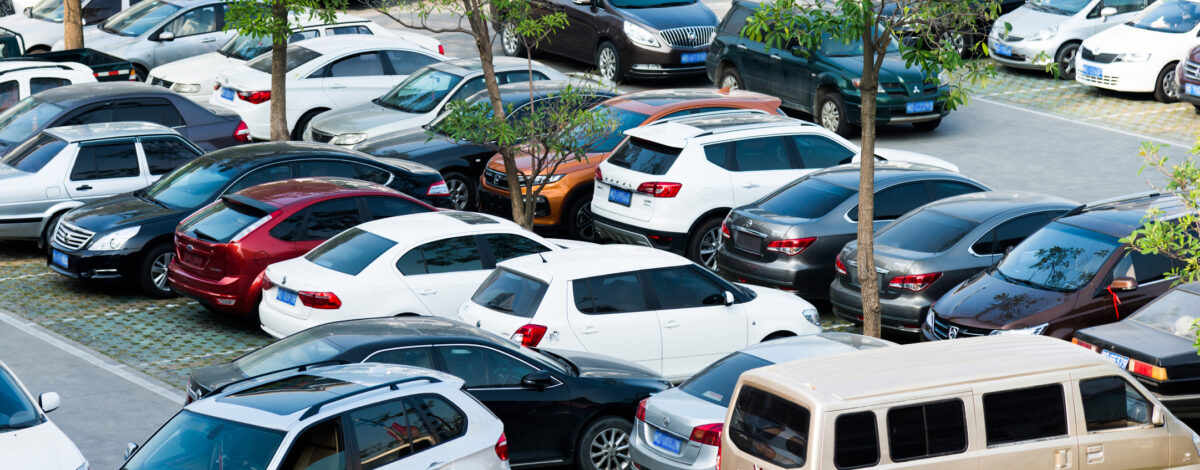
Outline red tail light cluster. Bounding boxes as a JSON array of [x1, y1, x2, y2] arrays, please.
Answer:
[[766, 237, 816, 256], [689, 423, 723, 446], [257, 271, 273, 291], [511, 324, 548, 347], [1071, 338, 1098, 352], [635, 398, 648, 422], [636, 182, 682, 198], [237, 90, 271, 104], [721, 221, 731, 239], [438, 44, 445, 55], [594, 167, 603, 181], [835, 255, 847, 275], [234, 121, 251, 142], [494, 432, 508, 461], [888, 273, 942, 292], [298, 291, 341, 309]]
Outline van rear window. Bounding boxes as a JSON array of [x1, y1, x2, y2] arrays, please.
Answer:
[[981, 384, 1068, 446], [606, 137, 681, 176], [305, 228, 396, 276], [729, 386, 809, 468]]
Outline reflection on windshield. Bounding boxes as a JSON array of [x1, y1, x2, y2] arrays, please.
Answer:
[[377, 68, 464, 113], [1026, 0, 1092, 15], [996, 222, 1118, 292], [0, 367, 42, 429], [578, 105, 649, 153], [0, 98, 64, 153], [101, 0, 181, 37], [1130, 290, 1200, 339], [1129, 0, 1200, 33], [819, 33, 901, 57], [235, 331, 345, 376], [28, 0, 64, 22], [121, 411, 283, 470], [219, 34, 273, 61], [141, 157, 239, 209]]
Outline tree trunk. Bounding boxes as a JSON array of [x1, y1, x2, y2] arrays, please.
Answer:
[[857, 13, 882, 339], [62, 0, 83, 50], [268, 0, 288, 141]]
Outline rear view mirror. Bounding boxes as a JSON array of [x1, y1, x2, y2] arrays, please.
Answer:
[[724, 290, 735, 306], [39, 392, 59, 413], [124, 442, 139, 461], [158, 31, 175, 42], [1109, 276, 1138, 292], [573, 0, 591, 4], [1152, 404, 1165, 426], [521, 370, 554, 388], [22, 6, 29, 17], [1100, 6, 1117, 17]]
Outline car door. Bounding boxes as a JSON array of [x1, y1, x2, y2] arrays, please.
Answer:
[[320, 51, 394, 104], [433, 344, 574, 464], [566, 271, 663, 373], [976, 376, 1079, 470], [848, 181, 937, 232], [344, 397, 451, 470], [716, 136, 805, 206], [1068, 250, 1180, 333], [644, 265, 747, 380], [479, 232, 554, 266], [738, 37, 775, 93], [382, 50, 441, 78], [768, 40, 806, 101], [1071, 374, 1169, 470], [541, 0, 596, 56], [138, 134, 203, 181], [64, 139, 148, 201], [153, 4, 224, 66], [276, 417, 350, 470], [789, 133, 857, 170], [393, 235, 490, 317]]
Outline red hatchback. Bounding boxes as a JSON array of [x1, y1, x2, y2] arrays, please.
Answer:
[[167, 177, 436, 316]]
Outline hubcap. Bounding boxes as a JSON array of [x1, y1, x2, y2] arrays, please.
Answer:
[[698, 226, 722, 270], [446, 178, 469, 210], [1061, 47, 1077, 77], [503, 28, 519, 55], [819, 100, 841, 132], [1164, 69, 1179, 99], [151, 252, 173, 291], [721, 73, 740, 90], [598, 47, 617, 81], [575, 201, 595, 240], [589, 427, 630, 470]]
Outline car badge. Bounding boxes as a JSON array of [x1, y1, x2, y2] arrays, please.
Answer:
[[687, 31, 697, 42], [948, 326, 959, 339], [281, 275, 287, 285], [186, 244, 194, 251], [912, 85, 920, 94], [663, 416, 670, 426]]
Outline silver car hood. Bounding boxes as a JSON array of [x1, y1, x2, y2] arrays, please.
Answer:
[[1000, 5, 1075, 37], [80, 27, 140, 54], [309, 101, 425, 136]]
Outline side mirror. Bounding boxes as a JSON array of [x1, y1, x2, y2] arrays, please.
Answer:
[[1100, 6, 1117, 17], [124, 442, 139, 461], [521, 370, 554, 388], [1152, 404, 1165, 426], [39, 392, 59, 413], [724, 290, 735, 306], [22, 6, 29, 17], [1110, 276, 1138, 292], [158, 31, 175, 42], [790, 45, 805, 57], [573, 0, 590, 4]]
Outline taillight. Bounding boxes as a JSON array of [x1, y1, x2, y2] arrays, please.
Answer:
[[1130, 359, 1168, 381], [689, 423, 723, 446], [298, 291, 341, 309], [766, 237, 816, 256], [511, 324, 548, 347], [213, 83, 220, 91], [636, 182, 682, 198], [234, 121, 250, 142], [237, 90, 271, 104], [495, 432, 508, 461], [635, 398, 648, 422], [716, 440, 721, 470], [438, 44, 445, 55], [888, 272, 942, 292], [257, 271, 273, 291], [835, 255, 847, 275], [427, 181, 450, 196], [594, 166, 603, 181], [721, 220, 731, 239], [1071, 337, 1099, 352]]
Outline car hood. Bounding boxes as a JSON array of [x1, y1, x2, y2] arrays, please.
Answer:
[[999, 5, 1070, 37], [871, 148, 959, 172], [617, 2, 718, 31], [315, 101, 428, 137], [80, 27, 140, 54], [1083, 24, 1190, 55], [61, 192, 188, 233], [188, 361, 247, 396], [0, 421, 84, 470], [933, 270, 1072, 329], [825, 56, 931, 88], [153, 52, 243, 83], [485, 150, 608, 175], [354, 127, 480, 159], [545, 348, 666, 380], [0, 16, 57, 44]]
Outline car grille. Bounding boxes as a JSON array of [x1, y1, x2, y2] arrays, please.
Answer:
[[882, 82, 939, 97], [1185, 60, 1200, 81], [309, 127, 334, 144], [930, 315, 991, 339], [1080, 47, 1118, 64], [53, 222, 94, 251], [1077, 70, 1120, 87], [484, 168, 509, 190], [150, 76, 173, 89], [659, 26, 714, 48]]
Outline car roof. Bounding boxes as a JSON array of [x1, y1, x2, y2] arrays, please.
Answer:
[[289, 34, 425, 54], [271, 316, 519, 351], [33, 81, 175, 106], [741, 333, 896, 363], [297, 11, 369, 27], [44, 122, 179, 142], [497, 245, 690, 282], [920, 190, 1081, 223], [603, 88, 781, 114], [807, 162, 971, 190], [357, 211, 517, 243], [624, 112, 809, 148], [0, 61, 91, 76], [1060, 192, 1186, 238], [197, 141, 436, 175], [432, 56, 545, 75], [467, 80, 617, 107], [234, 177, 398, 209]]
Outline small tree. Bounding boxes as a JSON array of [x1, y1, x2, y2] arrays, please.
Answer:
[[743, 0, 1002, 337], [224, 0, 346, 140], [63, 0, 83, 50]]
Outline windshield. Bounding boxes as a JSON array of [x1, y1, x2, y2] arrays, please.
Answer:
[[680, 352, 772, 407], [141, 157, 240, 209], [995, 222, 1119, 292], [122, 410, 284, 470], [28, 0, 64, 22], [1, 133, 65, 173], [575, 105, 650, 153], [1026, 0, 1092, 15], [248, 44, 321, 74], [219, 34, 273, 61], [819, 33, 900, 57], [876, 209, 977, 253], [377, 68, 464, 114], [0, 367, 42, 430], [101, 0, 181, 37], [0, 98, 64, 154], [1129, 289, 1200, 339], [234, 330, 347, 376], [1129, 0, 1200, 33], [178, 200, 267, 243], [608, 0, 696, 7]]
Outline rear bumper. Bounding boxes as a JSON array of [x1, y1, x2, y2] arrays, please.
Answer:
[[1153, 392, 1200, 419], [828, 278, 932, 333], [258, 300, 317, 339], [630, 418, 716, 470], [715, 247, 831, 299], [593, 214, 688, 254], [166, 261, 258, 316]]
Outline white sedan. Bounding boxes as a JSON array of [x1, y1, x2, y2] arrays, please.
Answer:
[[0, 0, 137, 53], [457, 245, 822, 382], [210, 35, 444, 140], [1076, 0, 1200, 102], [258, 211, 589, 339], [0, 361, 87, 470]]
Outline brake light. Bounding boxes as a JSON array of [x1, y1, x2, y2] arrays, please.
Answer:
[[1130, 359, 1168, 381], [438, 44, 445, 55], [888, 273, 942, 292], [721, 221, 731, 238], [427, 181, 450, 196], [495, 432, 508, 461], [690, 423, 723, 446], [635, 398, 648, 422], [594, 167, 602, 181], [214, 83, 220, 91], [636, 182, 682, 197], [237, 90, 271, 104], [835, 255, 847, 275], [766, 237, 816, 256], [511, 324, 548, 347], [1071, 337, 1099, 352], [298, 291, 341, 309], [234, 121, 250, 142], [258, 271, 273, 291]]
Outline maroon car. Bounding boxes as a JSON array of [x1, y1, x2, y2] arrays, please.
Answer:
[[167, 177, 436, 316], [924, 192, 1186, 341], [1178, 45, 1200, 114]]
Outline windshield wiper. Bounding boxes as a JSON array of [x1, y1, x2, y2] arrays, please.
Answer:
[[536, 349, 579, 375], [191, 228, 219, 242], [135, 191, 169, 209]]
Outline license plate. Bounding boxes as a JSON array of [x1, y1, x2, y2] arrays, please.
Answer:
[[608, 187, 632, 206], [993, 42, 1012, 57], [652, 429, 683, 454], [680, 52, 706, 64], [1187, 83, 1200, 96], [906, 100, 934, 114], [1081, 64, 1102, 78], [733, 231, 762, 254], [51, 249, 68, 268], [276, 288, 297, 306], [1100, 350, 1130, 369], [220, 87, 234, 101]]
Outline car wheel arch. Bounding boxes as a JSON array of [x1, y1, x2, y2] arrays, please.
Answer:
[[814, 81, 840, 109], [688, 208, 731, 239], [570, 409, 636, 458]]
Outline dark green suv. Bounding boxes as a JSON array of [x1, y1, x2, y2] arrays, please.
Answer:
[[706, 0, 950, 137]]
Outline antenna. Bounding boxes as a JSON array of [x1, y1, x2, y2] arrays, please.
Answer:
[[538, 251, 548, 263]]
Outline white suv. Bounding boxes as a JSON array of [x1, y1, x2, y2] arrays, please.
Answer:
[[121, 363, 510, 470], [456, 245, 822, 382], [590, 112, 957, 268]]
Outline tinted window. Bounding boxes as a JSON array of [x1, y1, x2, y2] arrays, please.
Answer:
[[607, 137, 682, 176], [227, 163, 292, 193], [299, 198, 362, 241], [116, 100, 183, 127], [297, 160, 361, 178], [792, 135, 855, 169], [289, 30, 319, 42], [729, 386, 809, 468], [233, 330, 345, 376], [887, 400, 967, 461], [972, 212, 1055, 255], [364, 196, 429, 221], [0, 98, 64, 152], [142, 136, 200, 175], [587, 105, 650, 153], [573, 272, 649, 314], [1110, 250, 1182, 284], [645, 265, 725, 309], [61, 103, 114, 126], [249, 45, 321, 74], [483, 233, 551, 264], [835, 412, 879, 469], [759, 178, 855, 218], [996, 222, 1120, 292], [0, 133, 65, 172], [0, 80, 16, 111], [328, 52, 385, 77], [384, 50, 440, 75], [367, 347, 435, 369], [876, 210, 977, 254], [447, 76, 486, 103], [931, 180, 983, 199], [1080, 376, 1153, 431], [679, 352, 772, 407], [29, 77, 72, 95], [350, 400, 414, 469], [411, 394, 466, 442], [163, 5, 217, 37], [304, 228, 397, 276], [732, 137, 795, 171], [497, 70, 548, 84], [0, 367, 40, 428], [704, 143, 733, 170], [436, 346, 536, 387], [179, 200, 264, 243], [1130, 289, 1200, 338], [982, 384, 1068, 446], [721, 5, 752, 33], [850, 182, 931, 221], [70, 141, 138, 180], [395, 236, 483, 275], [82, 0, 119, 23], [471, 268, 548, 318], [327, 25, 371, 35], [1107, 0, 1149, 14]]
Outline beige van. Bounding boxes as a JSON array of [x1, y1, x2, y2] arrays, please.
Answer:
[[720, 335, 1200, 470]]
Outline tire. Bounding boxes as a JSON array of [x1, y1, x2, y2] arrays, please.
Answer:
[[687, 216, 724, 271], [26, 45, 49, 54], [1154, 63, 1180, 103], [595, 41, 623, 83], [565, 191, 596, 241], [40, 212, 62, 251], [501, 25, 526, 57], [763, 331, 796, 342], [913, 117, 942, 132], [291, 109, 326, 141], [940, 31, 967, 57], [718, 65, 744, 90], [1194, 104, 1200, 115], [138, 243, 177, 299], [442, 171, 475, 211], [133, 64, 149, 82], [815, 91, 856, 138], [576, 416, 632, 470], [1055, 42, 1079, 80]]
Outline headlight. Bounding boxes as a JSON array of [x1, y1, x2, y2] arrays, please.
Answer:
[[1027, 25, 1058, 42], [1115, 52, 1151, 63], [170, 82, 201, 94], [624, 21, 661, 48], [89, 226, 140, 251], [801, 308, 820, 326], [925, 310, 936, 329], [851, 79, 886, 92], [989, 323, 1048, 336], [520, 174, 565, 185], [331, 133, 366, 146]]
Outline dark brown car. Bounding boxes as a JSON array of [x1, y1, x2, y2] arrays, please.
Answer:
[[1177, 45, 1200, 114], [924, 192, 1186, 341], [499, 0, 718, 83]]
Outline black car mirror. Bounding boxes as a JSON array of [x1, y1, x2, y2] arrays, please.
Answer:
[[521, 370, 554, 387], [124, 442, 139, 461]]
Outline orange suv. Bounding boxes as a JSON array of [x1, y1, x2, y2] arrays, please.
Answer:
[[478, 88, 782, 240]]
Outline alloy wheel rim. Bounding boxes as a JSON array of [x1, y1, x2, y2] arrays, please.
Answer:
[[820, 101, 840, 131], [941, 31, 965, 55], [1164, 69, 1179, 99], [575, 202, 595, 240], [599, 48, 617, 80], [589, 428, 630, 470], [447, 178, 469, 210], [151, 252, 173, 291], [721, 74, 740, 89], [503, 28, 518, 55], [1062, 48, 1077, 77], [698, 227, 722, 270]]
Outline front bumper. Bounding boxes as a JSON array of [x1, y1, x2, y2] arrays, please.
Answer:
[[987, 35, 1059, 69], [46, 246, 136, 280], [828, 278, 931, 334], [622, 43, 711, 78], [844, 91, 949, 125], [259, 300, 318, 339], [715, 247, 831, 299], [593, 214, 688, 254], [1075, 58, 1157, 93], [477, 185, 552, 224], [166, 260, 257, 316]]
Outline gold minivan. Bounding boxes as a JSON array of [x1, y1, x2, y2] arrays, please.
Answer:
[[720, 335, 1200, 470]]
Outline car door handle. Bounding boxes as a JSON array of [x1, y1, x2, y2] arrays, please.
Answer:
[[75, 185, 92, 191], [742, 183, 760, 189], [201, 38, 216, 43], [770, 54, 781, 60], [663, 320, 680, 329], [580, 326, 598, 334], [417, 288, 437, 295], [329, 85, 346, 89], [427, 462, 443, 469], [736, 44, 747, 50], [1086, 445, 1103, 464], [1055, 449, 1072, 469]]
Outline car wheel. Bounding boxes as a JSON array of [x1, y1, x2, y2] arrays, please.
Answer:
[[577, 416, 632, 470], [596, 41, 623, 83], [1055, 42, 1079, 80], [719, 65, 744, 90], [291, 109, 326, 141], [687, 216, 724, 271], [442, 171, 475, 210], [133, 64, 149, 82], [139, 243, 177, 299], [1154, 63, 1180, 103], [913, 117, 942, 132], [40, 212, 62, 251], [816, 91, 856, 138], [501, 25, 526, 57], [1194, 104, 1200, 115], [940, 31, 966, 56], [566, 191, 596, 241]]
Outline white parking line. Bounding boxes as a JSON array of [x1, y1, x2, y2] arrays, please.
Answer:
[[983, 84, 1081, 96], [1084, 107, 1189, 120], [0, 272, 53, 282], [974, 97, 1193, 148]]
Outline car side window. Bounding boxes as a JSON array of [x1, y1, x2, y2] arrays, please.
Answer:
[[395, 236, 484, 275], [791, 134, 856, 169], [384, 50, 440, 76], [435, 346, 536, 388], [327, 25, 372, 35], [886, 399, 967, 461], [410, 394, 466, 442], [288, 30, 320, 42], [363, 196, 429, 221], [29, 77, 72, 95], [661, 106, 739, 119], [703, 142, 734, 170], [349, 399, 416, 469], [367, 347, 435, 369], [850, 182, 932, 221], [982, 384, 1068, 446], [1104, 0, 1148, 14], [60, 103, 116, 126], [116, 99, 183, 127], [1109, 250, 1181, 284], [270, 211, 304, 241], [141, 136, 201, 175], [0, 80, 17, 111], [720, 5, 752, 34], [279, 418, 346, 470], [971, 212, 1055, 256], [82, 0, 119, 24], [297, 160, 360, 178], [70, 140, 139, 181], [497, 70, 548, 84], [163, 5, 218, 38], [573, 272, 649, 314], [1079, 375, 1153, 431], [931, 180, 984, 199], [732, 136, 796, 171], [297, 198, 363, 241], [226, 163, 292, 193], [327, 52, 386, 77], [644, 266, 726, 310], [834, 411, 879, 469], [482, 233, 552, 264], [447, 76, 486, 103]]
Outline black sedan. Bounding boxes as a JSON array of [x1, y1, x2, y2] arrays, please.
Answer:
[[0, 82, 245, 155], [1073, 282, 1200, 418], [47, 142, 450, 298], [187, 316, 671, 470]]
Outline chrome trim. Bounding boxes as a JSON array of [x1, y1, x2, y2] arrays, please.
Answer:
[[885, 113, 943, 124], [52, 221, 95, 251], [658, 26, 715, 48], [731, 225, 768, 238]]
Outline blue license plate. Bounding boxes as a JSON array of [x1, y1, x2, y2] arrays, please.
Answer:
[[906, 100, 934, 114], [276, 288, 297, 306], [680, 52, 706, 64], [652, 429, 683, 454], [1082, 65, 1102, 78], [993, 42, 1012, 57], [1187, 83, 1200, 96], [608, 187, 632, 206], [51, 249, 68, 268], [220, 87, 234, 101], [1100, 349, 1130, 369]]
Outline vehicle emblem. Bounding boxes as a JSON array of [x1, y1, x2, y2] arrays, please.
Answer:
[[281, 275, 287, 285], [912, 86, 920, 94], [947, 326, 959, 339], [186, 244, 194, 251], [687, 31, 697, 42], [663, 416, 670, 427]]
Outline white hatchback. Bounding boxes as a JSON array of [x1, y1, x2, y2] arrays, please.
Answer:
[[0, 361, 87, 470], [457, 245, 822, 382], [259, 211, 587, 339], [0, 60, 95, 111], [1075, 0, 1200, 102]]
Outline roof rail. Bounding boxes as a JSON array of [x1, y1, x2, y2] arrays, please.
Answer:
[[299, 375, 443, 420], [1083, 191, 1165, 208], [209, 359, 350, 398], [691, 118, 813, 139], [650, 108, 772, 126]]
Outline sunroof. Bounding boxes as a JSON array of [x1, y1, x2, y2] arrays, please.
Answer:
[[220, 375, 363, 416], [441, 211, 499, 225]]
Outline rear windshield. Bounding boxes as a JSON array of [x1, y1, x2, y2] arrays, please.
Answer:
[[471, 268, 549, 318], [0, 133, 66, 173], [1129, 289, 1200, 339], [248, 45, 321, 74], [178, 200, 267, 243], [758, 178, 855, 218], [876, 209, 977, 253], [729, 385, 810, 468], [606, 137, 682, 176], [233, 330, 346, 376], [305, 228, 397, 276], [680, 352, 772, 407]]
